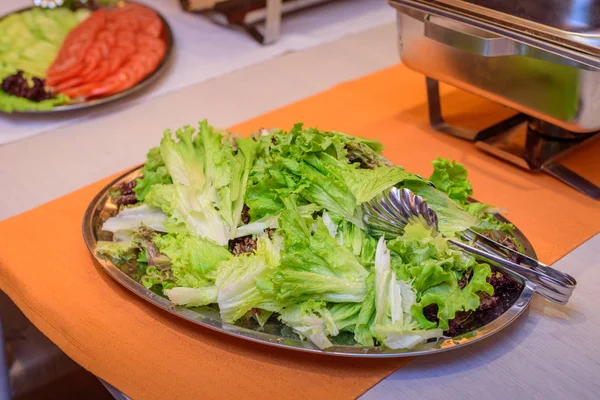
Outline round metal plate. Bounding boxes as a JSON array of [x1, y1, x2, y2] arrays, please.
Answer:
[[0, 3, 173, 114], [82, 165, 537, 357]]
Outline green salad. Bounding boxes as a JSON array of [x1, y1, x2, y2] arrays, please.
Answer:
[[0, 7, 89, 112], [96, 121, 521, 350]]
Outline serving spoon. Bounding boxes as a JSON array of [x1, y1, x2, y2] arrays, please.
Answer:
[[363, 187, 576, 305]]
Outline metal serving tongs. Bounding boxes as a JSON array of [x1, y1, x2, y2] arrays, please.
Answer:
[[363, 187, 577, 305]]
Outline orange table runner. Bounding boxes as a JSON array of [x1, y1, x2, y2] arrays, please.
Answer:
[[1, 64, 599, 400]]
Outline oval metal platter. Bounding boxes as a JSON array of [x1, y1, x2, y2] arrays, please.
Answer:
[[0, 3, 173, 114], [83, 165, 537, 358]]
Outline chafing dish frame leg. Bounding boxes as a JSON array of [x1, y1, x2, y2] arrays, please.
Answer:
[[236, 0, 283, 45], [426, 77, 528, 142], [542, 162, 600, 199], [199, 0, 282, 45], [263, 0, 283, 45], [427, 77, 600, 199]]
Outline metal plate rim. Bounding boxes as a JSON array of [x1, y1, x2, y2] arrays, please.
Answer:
[[82, 164, 537, 358], [0, 2, 174, 115]]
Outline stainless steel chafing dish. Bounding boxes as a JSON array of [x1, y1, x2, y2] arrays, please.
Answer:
[[388, 0, 600, 199]]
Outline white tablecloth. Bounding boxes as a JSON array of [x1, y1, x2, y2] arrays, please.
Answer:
[[0, 0, 394, 146]]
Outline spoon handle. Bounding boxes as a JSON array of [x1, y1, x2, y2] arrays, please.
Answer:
[[448, 238, 576, 305]]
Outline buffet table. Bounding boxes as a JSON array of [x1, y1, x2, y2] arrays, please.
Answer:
[[1, 7, 599, 400]]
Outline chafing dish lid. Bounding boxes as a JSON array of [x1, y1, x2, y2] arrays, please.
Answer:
[[394, 0, 600, 57]]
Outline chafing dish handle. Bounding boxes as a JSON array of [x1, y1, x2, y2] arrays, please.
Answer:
[[424, 15, 518, 57]]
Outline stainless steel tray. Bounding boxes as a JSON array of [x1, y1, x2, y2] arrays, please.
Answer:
[[82, 165, 537, 357], [0, 3, 173, 114]]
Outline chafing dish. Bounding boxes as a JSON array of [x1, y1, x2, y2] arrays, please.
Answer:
[[389, 0, 600, 199]]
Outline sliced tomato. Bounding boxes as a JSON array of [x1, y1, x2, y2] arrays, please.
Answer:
[[46, 62, 85, 87], [49, 6, 167, 100], [52, 76, 83, 92], [61, 82, 104, 99], [79, 59, 109, 83], [106, 48, 127, 73], [47, 9, 107, 84]]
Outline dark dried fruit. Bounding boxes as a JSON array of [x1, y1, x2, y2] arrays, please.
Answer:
[[423, 304, 439, 323], [110, 180, 138, 207], [241, 204, 251, 225], [265, 228, 276, 239], [229, 235, 258, 255], [1, 71, 54, 102]]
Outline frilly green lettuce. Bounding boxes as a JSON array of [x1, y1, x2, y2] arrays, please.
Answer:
[[154, 232, 231, 288], [278, 300, 338, 349], [216, 235, 281, 323], [429, 157, 473, 203]]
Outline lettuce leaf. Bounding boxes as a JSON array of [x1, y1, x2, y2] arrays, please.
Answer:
[[154, 233, 231, 288], [278, 300, 338, 349], [150, 120, 258, 243], [274, 202, 369, 305], [412, 262, 493, 331], [145, 184, 230, 245], [244, 123, 407, 225], [329, 303, 362, 332], [0, 90, 70, 113], [164, 286, 218, 307], [134, 147, 172, 201], [403, 181, 477, 236], [353, 272, 376, 347], [429, 157, 473, 203], [371, 237, 443, 349], [141, 266, 175, 292], [466, 202, 515, 234], [347, 166, 415, 204], [101, 204, 167, 236], [95, 240, 136, 265], [427, 158, 516, 236], [337, 219, 378, 267], [216, 235, 281, 323], [387, 223, 494, 331]]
